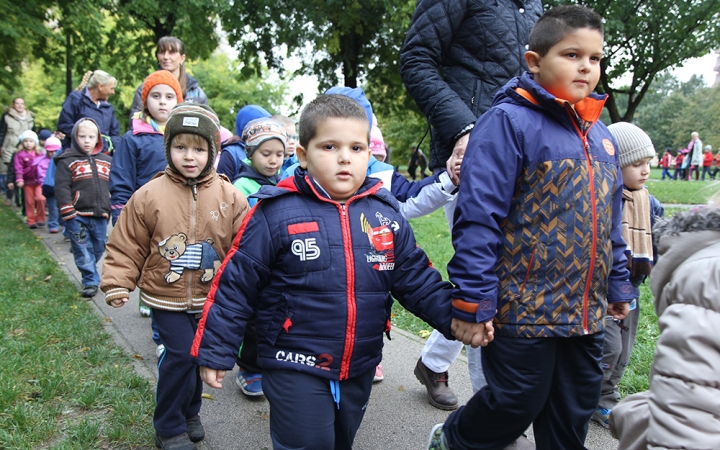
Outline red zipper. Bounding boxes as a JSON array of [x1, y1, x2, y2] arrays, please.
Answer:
[[567, 112, 597, 334]]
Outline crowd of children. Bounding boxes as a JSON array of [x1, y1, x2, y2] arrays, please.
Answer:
[[4, 4, 720, 450]]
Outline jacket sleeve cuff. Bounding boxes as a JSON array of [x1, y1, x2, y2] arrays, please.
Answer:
[[607, 279, 636, 303], [451, 298, 495, 323], [104, 287, 130, 305], [437, 171, 458, 193], [452, 122, 475, 143]]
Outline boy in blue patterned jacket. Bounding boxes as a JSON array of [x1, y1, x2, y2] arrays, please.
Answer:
[[192, 94, 490, 449], [428, 5, 634, 450]]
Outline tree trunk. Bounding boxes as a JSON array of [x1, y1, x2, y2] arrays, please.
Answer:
[[65, 31, 72, 96]]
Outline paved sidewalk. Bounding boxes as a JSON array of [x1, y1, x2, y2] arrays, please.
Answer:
[[37, 223, 618, 449]]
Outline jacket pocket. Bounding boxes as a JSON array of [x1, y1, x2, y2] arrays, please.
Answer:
[[261, 292, 290, 346], [470, 79, 483, 117]]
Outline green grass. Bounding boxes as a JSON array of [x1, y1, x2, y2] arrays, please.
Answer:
[[648, 168, 720, 204], [0, 206, 154, 449]]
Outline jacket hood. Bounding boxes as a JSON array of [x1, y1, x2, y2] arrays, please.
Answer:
[[495, 72, 607, 126], [255, 166, 397, 209], [650, 205, 720, 306], [236, 159, 279, 186], [325, 87, 374, 129], [235, 105, 271, 136], [68, 117, 104, 156]]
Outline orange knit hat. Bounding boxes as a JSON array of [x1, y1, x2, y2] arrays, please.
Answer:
[[141, 70, 183, 106]]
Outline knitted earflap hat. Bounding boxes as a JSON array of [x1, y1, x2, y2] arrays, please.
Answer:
[[141, 70, 183, 106], [164, 103, 221, 178], [18, 130, 39, 147], [44, 136, 62, 152], [242, 118, 287, 157], [607, 122, 656, 168]]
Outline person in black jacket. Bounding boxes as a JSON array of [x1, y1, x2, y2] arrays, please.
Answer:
[[399, 0, 543, 415]]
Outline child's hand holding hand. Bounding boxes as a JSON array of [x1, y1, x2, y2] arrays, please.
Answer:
[[108, 296, 129, 308], [451, 318, 494, 348], [17, 181, 24, 188], [607, 301, 630, 320], [200, 367, 226, 389]]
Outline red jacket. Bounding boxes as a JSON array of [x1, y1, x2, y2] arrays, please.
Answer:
[[660, 153, 672, 169], [675, 154, 684, 167], [703, 151, 713, 167]]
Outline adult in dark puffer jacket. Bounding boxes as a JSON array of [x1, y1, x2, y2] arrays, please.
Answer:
[[400, 0, 542, 174], [399, 0, 543, 416]]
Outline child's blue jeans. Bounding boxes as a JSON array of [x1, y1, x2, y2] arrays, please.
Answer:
[[45, 195, 60, 230], [64, 216, 107, 287]]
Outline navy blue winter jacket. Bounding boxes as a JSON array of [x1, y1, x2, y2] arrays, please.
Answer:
[[192, 171, 455, 380], [57, 88, 121, 153], [108, 119, 166, 224], [449, 73, 635, 338]]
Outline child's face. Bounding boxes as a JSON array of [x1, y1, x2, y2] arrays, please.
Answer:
[[146, 84, 179, 125], [296, 117, 370, 202], [249, 139, 284, 177], [170, 134, 209, 178], [284, 123, 298, 158], [622, 157, 651, 190], [22, 139, 36, 150], [525, 27, 604, 106], [76, 124, 99, 153]]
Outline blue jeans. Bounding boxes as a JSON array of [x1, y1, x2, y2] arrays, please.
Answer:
[[64, 216, 107, 287], [46, 195, 60, 230]]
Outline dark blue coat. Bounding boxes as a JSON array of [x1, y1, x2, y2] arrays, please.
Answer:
[[57, 88, 121, 153], [192, 172, 455, 380], [449, 73, 635, 338], [108, 120, 166, 223]]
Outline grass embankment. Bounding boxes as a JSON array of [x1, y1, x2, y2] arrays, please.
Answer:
[[391, 172, 719, 396], [0, 206, 154, 449]]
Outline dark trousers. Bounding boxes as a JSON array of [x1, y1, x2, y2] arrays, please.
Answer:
[[443, 333, 604, 450], [152, 309, 203, 437], [263, 368, 374, 450]]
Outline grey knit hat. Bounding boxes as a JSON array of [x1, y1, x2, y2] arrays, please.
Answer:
[[164, 103, 221, 178], [607, 122, 656, 168]]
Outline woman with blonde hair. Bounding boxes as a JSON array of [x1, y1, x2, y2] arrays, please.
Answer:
[[56, 70, 121, 153], [129, 36, 208, 118]]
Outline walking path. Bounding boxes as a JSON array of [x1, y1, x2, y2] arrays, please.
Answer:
[[37, 223, 618, 449]]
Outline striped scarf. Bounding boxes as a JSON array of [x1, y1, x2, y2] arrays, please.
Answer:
[[622, 188, 653, 277]]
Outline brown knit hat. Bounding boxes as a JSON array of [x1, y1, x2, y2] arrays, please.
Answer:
[[141, 70, 183, 106]]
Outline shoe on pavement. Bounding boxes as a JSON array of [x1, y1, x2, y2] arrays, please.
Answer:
[[504, 435, 535, 450], [414, 357, 458, 410], [373, 364, 384, 383], [81, 285, 98, 298], [427, 423, 448, 450], [185, 416, 205, 442], [156, 344, 165, 358], [236, 369, 263, 396], [139, 303, 152, 317], [154, 432, 196, 450], [28, 224, 37, 229], [37, 222, 46, 227], [591, 407, 611, 428], [49, 228, 60, 233]]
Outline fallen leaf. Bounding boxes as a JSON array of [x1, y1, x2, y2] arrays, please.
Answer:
[[132, 354, 144, 360], [398, 385, 405, 392], [201, 393, 215, 400], [10, 328, 24, 337], [104, 317, 112, 322], [44, 275, 52, 282], [418, 330, 431, 338], [70, 305, 77, 309], [25, 276, 33, 281]]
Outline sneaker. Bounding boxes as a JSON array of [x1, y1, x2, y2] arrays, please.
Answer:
[[235, 369, 263, 396], [37, 222, 45, 227], [591, 407, 611, 428], [414, 357, 458, 410], [154, 432, 196, 450], [49, 228, 60, 233], [28, 224, 37, 229], [81, 286, 98, 298], [185, 416, 205, 442], [139, 304, 152, 317], [373, 364, 384, 383], [427, 423, 448, 450], [156, 344, 165, 358]]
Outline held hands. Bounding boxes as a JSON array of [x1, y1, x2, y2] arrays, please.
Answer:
[[200, 367, 226, 389], [446, 133, 470, 185], [451, 318, 494, 348], [108, 295, 129, 308], [16, 181, 24, 189], [607, 302, 630, 320]]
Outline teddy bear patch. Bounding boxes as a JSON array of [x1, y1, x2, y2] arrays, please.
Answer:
[[158, 233, 222, 283]]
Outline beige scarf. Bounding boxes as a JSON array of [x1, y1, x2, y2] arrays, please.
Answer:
[[622, 188, 653, 276]]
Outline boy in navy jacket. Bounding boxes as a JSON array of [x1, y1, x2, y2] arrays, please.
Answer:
[[192, 94, 489, 449], [429, 5, 634, 450]]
